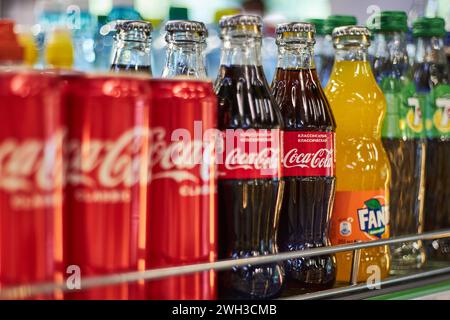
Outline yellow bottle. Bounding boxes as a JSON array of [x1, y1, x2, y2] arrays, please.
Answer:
[[17, 31, 38, 66], [45, 27, 74, 69], [325, 26, 391, 283]]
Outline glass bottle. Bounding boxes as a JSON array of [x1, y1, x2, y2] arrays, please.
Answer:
[[371, 11, 426, 274], [110, 20, 152, 75], [215, 14, 285, 300], [326, 26, 391, 283], [413, 17, 450, 262], [320, 15, 357, 86], [162, 20, 208, 79], [272, 22, 336, 289]]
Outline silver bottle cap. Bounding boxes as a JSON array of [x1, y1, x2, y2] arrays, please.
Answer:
[[276, 22, 315, 34], [332, 25, 371, 38], [115, 20, 153, 36], [219, 14, 262, 29], [165, 20, 208, 37], [332, 25, 371, 46]]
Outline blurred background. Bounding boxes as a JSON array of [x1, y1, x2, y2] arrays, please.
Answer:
[[0, 0, 448, 78]]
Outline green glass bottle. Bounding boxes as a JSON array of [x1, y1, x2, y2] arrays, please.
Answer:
[[412, 17, 450, 263], [370, 11, 426, 273]]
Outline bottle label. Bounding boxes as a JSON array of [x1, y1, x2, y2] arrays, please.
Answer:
[[330, 190, 389, 244], [381, 78, 425, 139], [217, 129, 281, 180], [282, 131, 335, 177], [425, 84, 450, 138]]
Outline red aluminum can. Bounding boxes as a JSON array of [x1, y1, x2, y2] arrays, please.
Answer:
[[63, 74, 150, 299], [146, 79, 217, 300], [0, 71, 64, 298]]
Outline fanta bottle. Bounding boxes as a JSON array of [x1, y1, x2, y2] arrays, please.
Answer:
[[325, 26, 391, 283]]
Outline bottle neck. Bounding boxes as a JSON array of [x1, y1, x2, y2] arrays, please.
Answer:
[[276, 42, 315, 69], [219, 35, 263, 66], [414, 36, 447, 65], [162, 41, 207, 79], [111, 35, 152, 74], [372, 31, 410, 79], [373, 31, 408, 62], [335, 44, 370, 63]]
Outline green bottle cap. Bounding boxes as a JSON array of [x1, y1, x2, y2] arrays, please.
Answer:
[[413, 17, 446, 38], [368, 11, 408, 33], [324, 15, 357, 35], [169, 7, 189, 21], [305, 18, 326, 36]]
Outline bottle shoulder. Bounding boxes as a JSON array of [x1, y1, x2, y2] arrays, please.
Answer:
[[215, 65, 283, 129], [272, 68, 336, 131], [335, 137, 390, 180]]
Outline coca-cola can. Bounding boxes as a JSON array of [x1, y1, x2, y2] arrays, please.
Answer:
[[146, 79, 217, 300], [0, 71, 65, 299], [63, 74, 150, 299]]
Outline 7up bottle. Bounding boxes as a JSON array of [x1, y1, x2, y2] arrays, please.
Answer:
[[412, 17, 450, 262], [370, 11, 426, 273]]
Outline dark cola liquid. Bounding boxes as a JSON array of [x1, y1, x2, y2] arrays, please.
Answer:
[[382, 138, 426, 268], [413, 61, 450, 261], [216, 64, 284, 299], [110, 63, 152, 74], [272, 68, 336, 290]]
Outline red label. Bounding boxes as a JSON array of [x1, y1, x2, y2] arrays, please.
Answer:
[[218, 129, 281, 179], [282, 131, 335, 177]]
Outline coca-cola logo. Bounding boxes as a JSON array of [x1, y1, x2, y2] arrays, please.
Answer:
[[66, 127, 150, 188], [224, 147, 279, 171], [283, 148, 333, 169], [0, 126, 214, 193], [282, 131, 335, 177], [217, 129, 281, 179], [0, 130, 65, 192]]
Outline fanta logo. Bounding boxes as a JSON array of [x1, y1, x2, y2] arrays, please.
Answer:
[[357, 198, 386, 238]]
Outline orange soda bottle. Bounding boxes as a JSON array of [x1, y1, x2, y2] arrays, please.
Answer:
[[45, 27, 74, 69], [325, 26, 391, 283], [16, 27, 38, 66]]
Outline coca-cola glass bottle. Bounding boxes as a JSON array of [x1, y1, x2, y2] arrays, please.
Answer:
[[272, 23, 336, 290], [162, 20, 208, 78], [110, 20, 153, 74], [215, 14, 285, 299]]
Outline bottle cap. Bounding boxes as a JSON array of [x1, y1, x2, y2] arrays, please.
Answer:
[[324, 15, 357, 35], [0, 19, 24, 63], [305, 18, 326, 36], [115, 20, 153, 35], [219, 14, 262, 28], [169, 7, 189, 20], [165, 20, 208, 37], [368, 11, 408, 33], [276, 22, 315, 34], [413, 17, 446, 38], [219, 14, 262, 37], [332, 25, 371, 47], [276, 22, 315, 45]]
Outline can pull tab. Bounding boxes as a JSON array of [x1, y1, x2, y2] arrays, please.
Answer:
[[350, 240, 362, 285]]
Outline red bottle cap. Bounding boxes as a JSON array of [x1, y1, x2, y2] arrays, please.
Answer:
[[0, 19, 24, 63]]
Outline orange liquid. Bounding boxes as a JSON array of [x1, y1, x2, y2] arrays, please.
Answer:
[[325, 60, 391, 283]]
